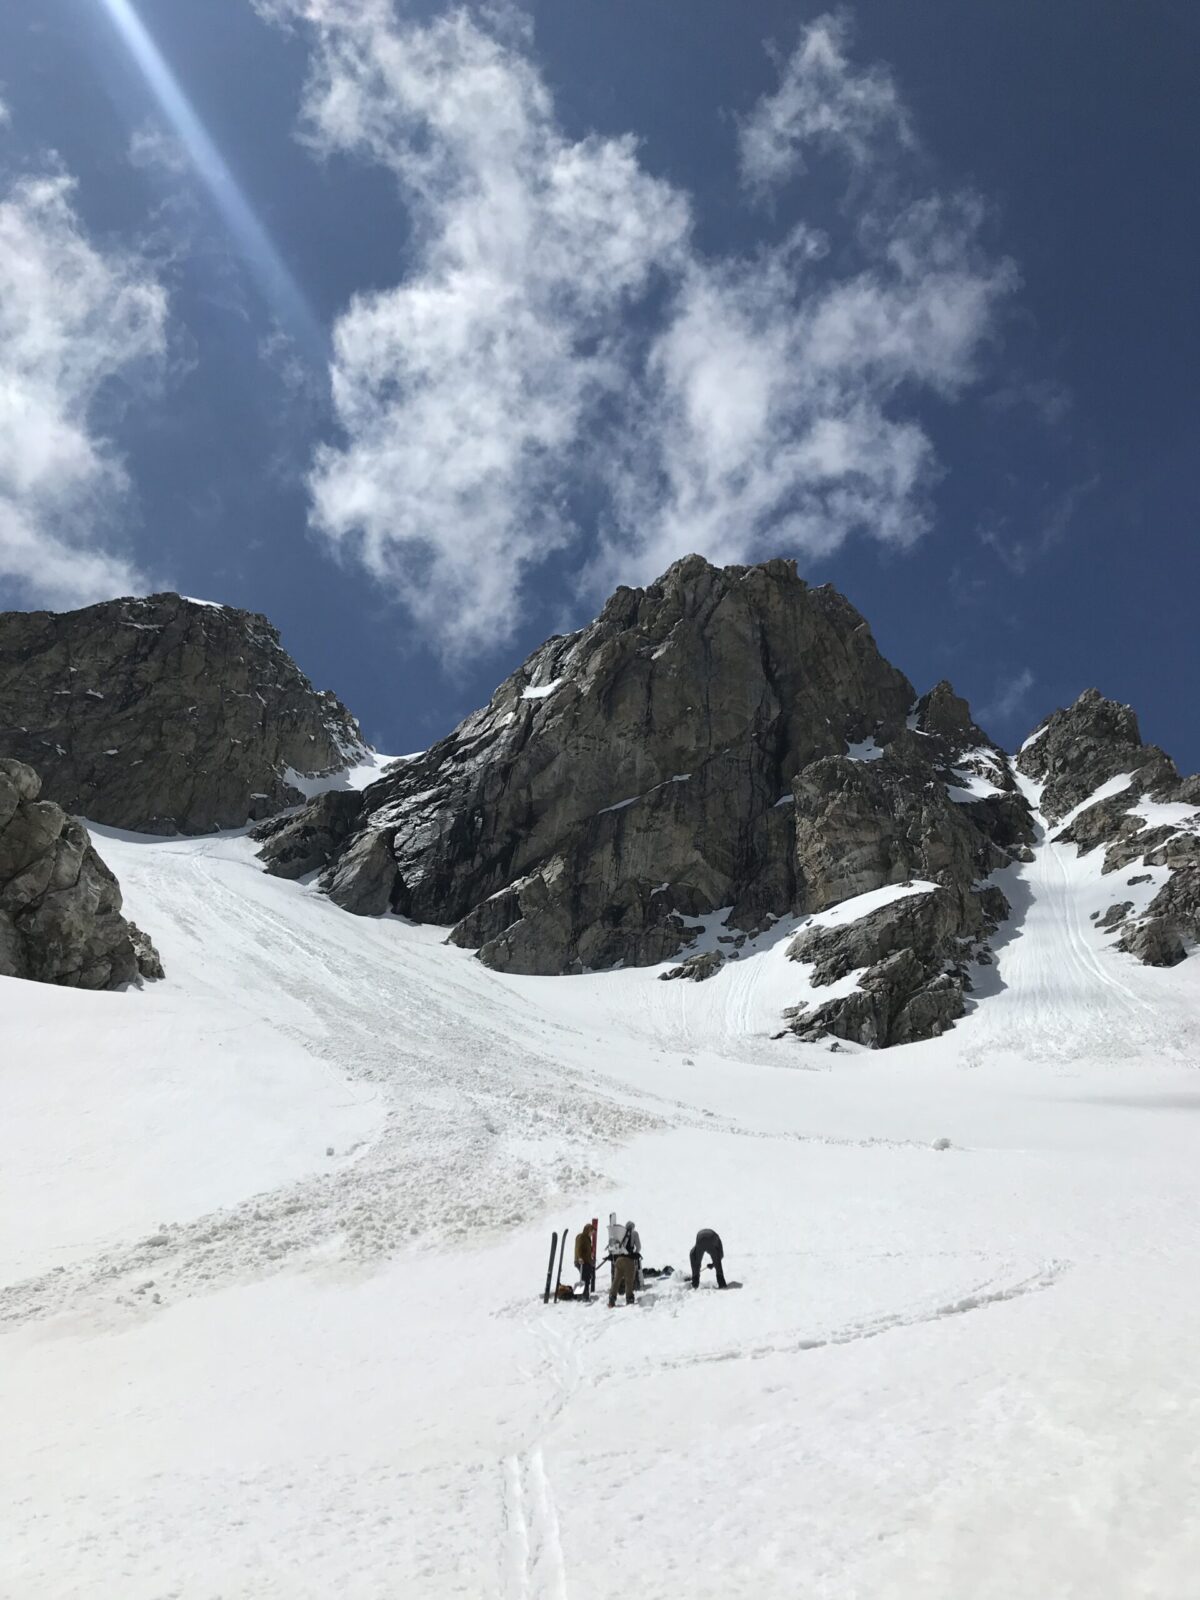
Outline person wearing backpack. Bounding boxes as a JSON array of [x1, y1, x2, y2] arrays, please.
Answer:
[[608, 1219, 641, 1307], [689, 1227, 727, 1289]]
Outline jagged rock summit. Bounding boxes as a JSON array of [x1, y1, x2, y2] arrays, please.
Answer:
[[258, 556, 1037, 1045], [0, 758, 161, 989], [0, 593, 365, 834], [1020, 689, 1200, 966]]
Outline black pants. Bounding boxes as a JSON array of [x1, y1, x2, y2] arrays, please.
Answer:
[[690, 1233, 726, 1289], [580, 1261, 595, 1298]]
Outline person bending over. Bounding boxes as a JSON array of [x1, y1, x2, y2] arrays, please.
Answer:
[[689, 1228, 726, 1289]]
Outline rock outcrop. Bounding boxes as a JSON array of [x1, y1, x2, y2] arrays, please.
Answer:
[[779, 683, 1029, 1046], [0, 594, 365, 834], [0, 759, 161, 989], [1019, 689, 1200, 966], [259, 556, 1036, 1044]]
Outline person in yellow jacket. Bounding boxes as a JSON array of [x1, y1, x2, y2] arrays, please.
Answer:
[[574, 1223, 596, 1301]]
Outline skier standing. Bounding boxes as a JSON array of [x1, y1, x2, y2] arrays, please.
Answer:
[[574, 1222, 596, 1302], [689, 1227, 727, 1289], [608, 1220, 641, 1308]]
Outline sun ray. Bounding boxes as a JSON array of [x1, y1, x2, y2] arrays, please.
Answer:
[[96, 0, 325, 353]]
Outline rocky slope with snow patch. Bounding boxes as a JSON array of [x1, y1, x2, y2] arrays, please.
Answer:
[[1019, 688, 1200, 966], [259, 557, 1035, 1044], [0, 594, 365, 834]]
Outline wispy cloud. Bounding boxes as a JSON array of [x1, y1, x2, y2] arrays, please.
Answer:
[[0, 154, 167, 609], [128, 121, 189, 178], [737, 12, 914, 195], [264, 3, 1017, 655], [978, 474, 1099, 576], [979, 667, 1035, 727]]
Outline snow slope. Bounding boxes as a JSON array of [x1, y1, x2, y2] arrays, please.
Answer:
[[4, 775, 1200, 1599]]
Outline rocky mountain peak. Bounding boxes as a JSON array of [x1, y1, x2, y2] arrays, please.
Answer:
[[0, 592, 365, 834], [258, 555, 1039, 1046], [1017, 687, 1176, 823], [915, 680, 993, 747]]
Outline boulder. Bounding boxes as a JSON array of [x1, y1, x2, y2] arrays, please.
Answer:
[[661, 949, 726, 982], [0, 760, 161, 988]]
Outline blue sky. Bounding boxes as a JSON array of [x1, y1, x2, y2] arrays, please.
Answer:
[[0, 1, 1196, 767]]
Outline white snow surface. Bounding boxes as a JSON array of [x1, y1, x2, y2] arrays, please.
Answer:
[[520, 678, 563, 700], [946, 746, 1007, 803], [5, 780, 1200, 1598], [946, 769, 1003, 803], [283, 749, 410, 799], [1129, 798, 1200, 834], [846, 735, 885, 761]]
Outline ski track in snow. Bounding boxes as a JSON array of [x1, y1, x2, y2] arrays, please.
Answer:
[[646, 1259, 1070, 1372], [959, 775, 1194, 1068]]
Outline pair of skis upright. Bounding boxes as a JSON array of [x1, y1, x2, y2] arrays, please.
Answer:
[[542, 1227, 566, 1304]]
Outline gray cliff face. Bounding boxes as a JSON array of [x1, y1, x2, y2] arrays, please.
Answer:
[[0, 594, 364, 834], [782, 684, 1030, 1047], [258, 557, 1037, 1045], [0, 759, 161, 989], [1019, 689, 1199, 967]]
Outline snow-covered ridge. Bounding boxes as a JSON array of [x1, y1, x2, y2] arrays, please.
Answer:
[[805, 880, 939, 929], [1052, 772, 1134, 833], [1129, 798, 1200, 835], [284, 750, 413, 800]]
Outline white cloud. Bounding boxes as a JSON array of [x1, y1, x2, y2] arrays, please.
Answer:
[[737, 12, 914, 195], [592, 193, 1015, 593], [0, 168, 168, 608], [276, 1, 688, 651], [266, 2, 1015, 654]]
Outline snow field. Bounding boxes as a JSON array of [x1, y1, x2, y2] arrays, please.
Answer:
[[4, 770, 1200, 1597]]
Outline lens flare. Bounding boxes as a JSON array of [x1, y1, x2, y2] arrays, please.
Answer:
[[97, 0, 325, 352]]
